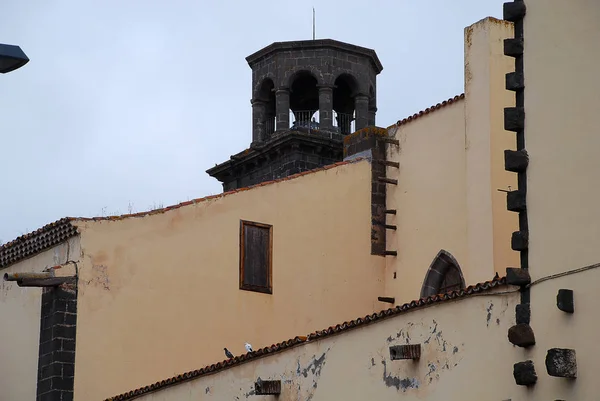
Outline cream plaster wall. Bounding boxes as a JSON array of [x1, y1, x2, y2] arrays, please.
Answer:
[[131, 287, 522, 401], [72, 160, 385, 400], [506, 0, 600, 397], [464, 17, 520, 277], [384, 17, 518, 303], [386, 100, 469, 302], [0, 237, 80, 401], [122, 270, 600, 401], [526, 268, 600, 399], [524, 0, 600, 278]]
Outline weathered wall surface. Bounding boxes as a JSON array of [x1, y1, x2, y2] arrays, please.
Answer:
[[386, 100, 469, 301], [464, 17, 519, 278], [72, 160, 386, 400], [384, 17, 518, 303], [524, 0, 600, 278], [0, 238, 80, 401], [503, 0, 600, 399], [525, 267, 600, 399], [131, 288, 521, 401]]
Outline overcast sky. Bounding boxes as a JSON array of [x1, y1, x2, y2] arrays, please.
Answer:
[[0, 0, 503, 243]]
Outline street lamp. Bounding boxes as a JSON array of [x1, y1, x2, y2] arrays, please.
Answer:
[[0, 43, 29, 74]]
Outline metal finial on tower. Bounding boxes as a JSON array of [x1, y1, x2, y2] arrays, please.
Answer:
[[312, 7, 316, 40]]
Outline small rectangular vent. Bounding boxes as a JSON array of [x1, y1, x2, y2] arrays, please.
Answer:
[[255, 380, 281, 395], [389, 344, 421, 360]]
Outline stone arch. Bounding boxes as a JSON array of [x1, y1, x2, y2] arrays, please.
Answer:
[[333, 73, 360, 112], [254, 77, 276, 137], [288, 70, 320, 124], [286, 68, 322, 90], [333, 73, 360, 134], [255, 77, 275, 101], [253, 75, 276, 100], [333, 72, 360, 96], [420, 250, 466, 299]]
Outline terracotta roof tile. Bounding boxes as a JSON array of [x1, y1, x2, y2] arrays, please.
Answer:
[[0, 218, 78, 269], [104, 275, 507, 401], [0, 159, 365, 269], [387, 93, 465, 129]]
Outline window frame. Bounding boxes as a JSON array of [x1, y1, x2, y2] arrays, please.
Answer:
[[239, 219, 273, 294]]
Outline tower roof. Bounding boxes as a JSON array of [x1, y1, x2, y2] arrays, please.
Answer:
[[245, 39, 383, 74]]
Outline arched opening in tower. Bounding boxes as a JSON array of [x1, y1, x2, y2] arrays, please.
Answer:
[[333, 74, 359, 135], [289, 71, 319, 130], [257, 78, 276, 138]]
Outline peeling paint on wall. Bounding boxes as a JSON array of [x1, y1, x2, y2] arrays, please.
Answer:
[[237, 348, 333, 400], [299, 350, 329, 400], [242, 386, 254, 398], [485, 298, 510, 327], [486, 302, 494, 326], [380, 319, 464, 392], [83, 264, 110, 291], [381, 359, 420, 391]]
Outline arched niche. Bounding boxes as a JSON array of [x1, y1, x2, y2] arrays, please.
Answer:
[[420, 250, 466, 299]]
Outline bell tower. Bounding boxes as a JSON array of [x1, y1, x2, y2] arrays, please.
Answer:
[[206, 39, 383, 191]]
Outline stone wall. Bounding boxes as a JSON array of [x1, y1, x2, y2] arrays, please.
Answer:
[[37, 284, 78, 401], [343, 126, 393, 256]]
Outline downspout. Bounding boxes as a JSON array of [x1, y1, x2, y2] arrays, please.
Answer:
[[4, 272, 76, 287]]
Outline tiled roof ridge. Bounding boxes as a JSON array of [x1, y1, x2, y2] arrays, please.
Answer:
[[104, 275, 507, 401], [387, 93, 465, 129], [0, 159, 364, 269], [0, 217, 78, 269]]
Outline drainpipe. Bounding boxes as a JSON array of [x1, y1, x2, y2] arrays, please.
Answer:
[[3, 272, 76, 288]]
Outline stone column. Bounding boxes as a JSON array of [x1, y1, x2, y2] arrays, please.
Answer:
[[354, 94, 370, 131], [317, 85, 334, 130], [251, 99, 267, 144], [275, 88, 290, 131], [368, 106, 377, 126]]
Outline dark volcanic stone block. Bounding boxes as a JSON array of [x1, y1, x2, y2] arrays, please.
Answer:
[[506, 71, 525, 91], [513, 360, 537, 386], [557, 289, 574, 313], [516, 303, 531, 325], [506, 267, 531, 286], [546, 348, 577, 378], [508, 323, 536, 347], [504, 107, 525, 132], [503, 2, 527, 22], [504, 149, 529, 172], [507, 190, 527, 212], [511, 231, 529, 251], [504, 38, 524, 57]]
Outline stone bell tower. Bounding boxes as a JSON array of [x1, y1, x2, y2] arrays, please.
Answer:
[[206, 39, 383, 191]]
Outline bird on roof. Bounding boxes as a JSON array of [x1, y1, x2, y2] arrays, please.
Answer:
[[224, 347, 234, 359], [245, 342, 253, 353]]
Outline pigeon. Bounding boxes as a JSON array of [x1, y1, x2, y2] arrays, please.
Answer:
[[224, 347, 234, 359], [245, 342, 253, 353]]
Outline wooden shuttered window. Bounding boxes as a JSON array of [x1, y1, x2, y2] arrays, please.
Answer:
[[239, 220, 273, 294]]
